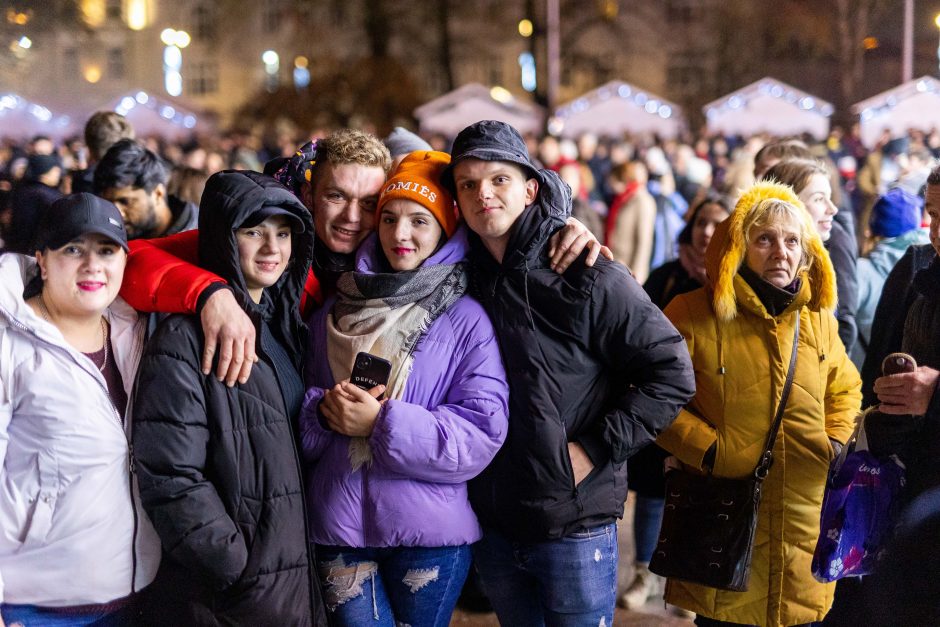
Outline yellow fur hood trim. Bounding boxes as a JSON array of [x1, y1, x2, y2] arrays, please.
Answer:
[[706, 181, 837, 321]]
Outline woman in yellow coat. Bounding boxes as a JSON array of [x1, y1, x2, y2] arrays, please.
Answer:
[[656, 181, 862, 627]]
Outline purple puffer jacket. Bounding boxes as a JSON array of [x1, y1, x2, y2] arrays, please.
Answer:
[[300, 226, 509, 548]]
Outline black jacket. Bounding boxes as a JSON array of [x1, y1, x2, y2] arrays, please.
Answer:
[[867, 258, 940, 502], [861, 243, 936, 405], [132, 171, 324, 625], [826, 219, 859, 356], [166, 193, 199, 236], [467, 170, 695, 540]]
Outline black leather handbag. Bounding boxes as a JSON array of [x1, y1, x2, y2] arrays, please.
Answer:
[[649, 315, 800, 592]]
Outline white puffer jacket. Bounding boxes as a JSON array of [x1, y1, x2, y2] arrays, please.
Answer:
[[0, 254, 160, 606]]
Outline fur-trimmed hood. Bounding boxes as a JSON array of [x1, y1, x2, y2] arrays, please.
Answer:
[[705, 181, 837, 321]]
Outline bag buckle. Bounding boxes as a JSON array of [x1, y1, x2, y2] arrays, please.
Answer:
[[754, 452, 774, 479]]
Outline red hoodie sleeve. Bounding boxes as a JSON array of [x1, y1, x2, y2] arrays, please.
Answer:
[[120, 230, 227, 313], [299, 269, 322, 321]]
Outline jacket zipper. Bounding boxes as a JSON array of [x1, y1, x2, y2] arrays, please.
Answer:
[[6, 308, 142, 595]]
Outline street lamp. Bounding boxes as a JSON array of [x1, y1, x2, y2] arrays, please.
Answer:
[[161, 28, 190, 97], [262, 50, 279, 92]]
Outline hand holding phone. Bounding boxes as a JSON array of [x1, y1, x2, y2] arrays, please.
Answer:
[[882, 353, 917, 376], [349, 352, 392, 398]]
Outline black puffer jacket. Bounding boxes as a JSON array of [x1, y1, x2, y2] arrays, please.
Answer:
[[132, 170, 324, 625], [467, 170, 695, 540], [867, 258, 940, 502]]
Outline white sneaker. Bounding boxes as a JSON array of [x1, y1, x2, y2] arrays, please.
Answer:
[[618, 563, 664, 610]]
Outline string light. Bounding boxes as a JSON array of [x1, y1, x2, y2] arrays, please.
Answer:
[[554, 80, 681, 122], [853, 75, 939, 122], [704, 78, 834, 120]]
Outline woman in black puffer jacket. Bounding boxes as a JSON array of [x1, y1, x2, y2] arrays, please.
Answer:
[[131, 170, 325, 625]]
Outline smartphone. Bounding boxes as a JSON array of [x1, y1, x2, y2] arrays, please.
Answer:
[[882, 352, 917, 375], [349, 352, 392, 396]]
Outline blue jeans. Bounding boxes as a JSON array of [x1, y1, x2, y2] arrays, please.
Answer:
[[315, 544, 470, 627], [472, 523, 618, 627], [633, 494, 665, 563], [0, 603, 136, 627]]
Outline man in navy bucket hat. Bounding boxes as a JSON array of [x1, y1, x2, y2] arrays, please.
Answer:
[[448, 120, 695, 626]]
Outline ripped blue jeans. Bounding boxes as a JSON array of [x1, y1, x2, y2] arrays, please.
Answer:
[[315, 544, 470, 627], [472, 523, 618, 627]]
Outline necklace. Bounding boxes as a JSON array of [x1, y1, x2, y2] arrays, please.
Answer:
[[36, 294, 109, 372]]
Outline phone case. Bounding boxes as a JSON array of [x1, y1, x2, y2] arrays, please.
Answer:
[[882, 352, 917, 376], [350, 352, 392, 392]]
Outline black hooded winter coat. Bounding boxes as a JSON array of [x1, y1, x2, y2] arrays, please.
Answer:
[[466, 169, 696, 541], [131, 170, 325, 625]]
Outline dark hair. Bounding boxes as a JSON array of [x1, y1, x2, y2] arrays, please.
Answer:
[[754, 139, 812, 169], [84, 111, 135, 161], [93, 138, 168, 193], [167, 165, 208, 207], [927, 163, 940, 187], [678, 192, 730, 245]]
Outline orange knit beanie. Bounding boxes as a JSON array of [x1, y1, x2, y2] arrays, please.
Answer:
[[377, 150, 458, 237]]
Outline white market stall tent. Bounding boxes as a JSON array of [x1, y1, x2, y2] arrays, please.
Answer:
[[414, 83, 545, 137], [101, 89, 204, 138], [703, 77, 833, 139], [552, 81, 684, 139], [0, 94, 76, 140], [852, 76, 940, 148]]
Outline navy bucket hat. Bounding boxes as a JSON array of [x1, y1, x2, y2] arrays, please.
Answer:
[[441, 120, 542, 193]]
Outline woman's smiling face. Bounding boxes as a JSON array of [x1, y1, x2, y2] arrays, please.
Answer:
[[378, 198, 444, 271]]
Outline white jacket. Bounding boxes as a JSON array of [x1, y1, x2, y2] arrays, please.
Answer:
[[0, 254, 160, 606]]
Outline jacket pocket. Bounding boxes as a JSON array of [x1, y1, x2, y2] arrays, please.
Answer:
[[20, 450, 59, 549]]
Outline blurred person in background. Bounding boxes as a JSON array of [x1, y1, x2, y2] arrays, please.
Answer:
[[853, 187, 929, 368], [71, 111, 135, 195], [645, 146, 688, 270], [555, 156, 604, 241], [5, 153, 64, 254], [763, 158, 859, 356], [620, 192, 730, 614], [166, 165, 209, 209], [94, 139, 198, 240], [606, 160, 656, 282], [383, 126, 432, 171]]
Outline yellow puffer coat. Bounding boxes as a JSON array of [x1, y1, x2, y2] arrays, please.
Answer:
[[656, 183, 862, 627]]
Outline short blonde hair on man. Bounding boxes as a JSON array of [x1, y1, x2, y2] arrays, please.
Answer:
[[314, 129, 391, 175]]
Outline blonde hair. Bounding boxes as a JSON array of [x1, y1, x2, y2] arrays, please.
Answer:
[[314, 129, 391, 175], [741, 198, 816, 277]]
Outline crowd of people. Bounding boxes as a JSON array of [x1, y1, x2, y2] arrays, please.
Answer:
[[0, 108, 939, 627]]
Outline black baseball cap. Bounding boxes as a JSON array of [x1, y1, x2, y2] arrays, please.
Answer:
[[239, 205, 306, 233], [441, 120, 542, 193], [34, 193, 128, 252]]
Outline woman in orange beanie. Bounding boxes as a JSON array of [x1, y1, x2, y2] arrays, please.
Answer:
[[300, 151, 509, 626]]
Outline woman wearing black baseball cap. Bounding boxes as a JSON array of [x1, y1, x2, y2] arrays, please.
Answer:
[[0, 192, 161, 624]]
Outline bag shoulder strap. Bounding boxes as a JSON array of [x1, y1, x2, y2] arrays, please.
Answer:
[[754, 312, 800, 480]]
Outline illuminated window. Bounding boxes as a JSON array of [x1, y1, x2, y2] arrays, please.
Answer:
[[188, 61, 218, 95], [193, 1, 216, 40], [106, 0, 121, 20], [108, 48, 125, 79], [63, 47, 79, 78]]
